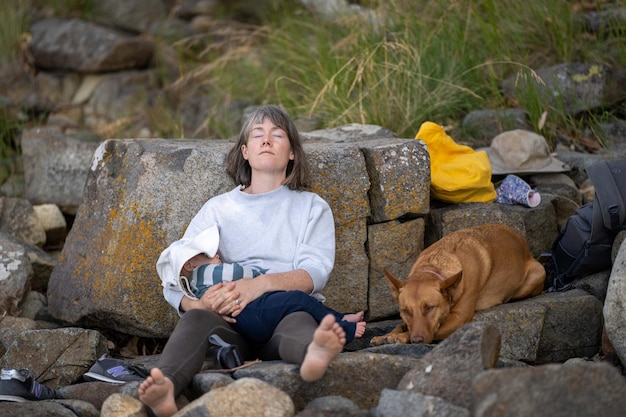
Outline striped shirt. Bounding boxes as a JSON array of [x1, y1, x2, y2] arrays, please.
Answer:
[[187, 262, 265, 299]]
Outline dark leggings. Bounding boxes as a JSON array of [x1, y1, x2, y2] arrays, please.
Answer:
[[157, 309, 318, 396]]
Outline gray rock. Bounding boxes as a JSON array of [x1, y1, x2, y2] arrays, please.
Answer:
[[92, 0, 168, 34], [460, 108, 532, 148], [0, 400, 96, 417], [613, 231, 626, 264], [236, 353, 421, 411], [534, 290, 604, 363], [579, 7, 626, 33], [304, 395, 361, 411], [193, 377, 295, 417], [304, 124, 397, 143], [32, 204, 67, 248], [0, 327, 108, 388], [29, 18, 154, 73], [81, 70, 162, 133], [57, 382, 127, 411], [0, 198, 46, 247], [358, 138, 430, 222], [361, 338, 433, 358], [568, 270, 610, 302], [21, 128, 101, 214], [472, 362, 626, 417], [500, 62, 626, 115], [375, 389, 469, 417], [0, 316, 41, 358], [473, 300, 546, 363], [18, 290, 47, 320], [307, 141, 371, 224], [603, 240, 626, 366], [100, 393, 145, 417], [4, 233, 57, 293], [397, 322, 501, 409], [0, 233, 33, 316], [426, 200, 558, 258], [538, 189, 581, 231], [190, 371, 234, 396]]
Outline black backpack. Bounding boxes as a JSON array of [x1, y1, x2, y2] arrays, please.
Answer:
[[545, 158, 626, 292]]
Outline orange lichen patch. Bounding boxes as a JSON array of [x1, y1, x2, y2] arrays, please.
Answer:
[[88, 200, 167, 299]]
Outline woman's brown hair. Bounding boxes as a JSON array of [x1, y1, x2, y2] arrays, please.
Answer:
[[226, 105, 310, 190]]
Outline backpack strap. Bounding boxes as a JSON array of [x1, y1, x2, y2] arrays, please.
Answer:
[[586, 159, 626, 231]]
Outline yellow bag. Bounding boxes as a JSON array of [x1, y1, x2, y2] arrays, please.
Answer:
[[416, 121, 496, 203]]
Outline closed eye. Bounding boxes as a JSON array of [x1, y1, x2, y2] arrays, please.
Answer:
[[423, 305, 435, 314]]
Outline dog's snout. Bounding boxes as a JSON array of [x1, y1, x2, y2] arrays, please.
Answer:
[[411, 335, 424, 344]]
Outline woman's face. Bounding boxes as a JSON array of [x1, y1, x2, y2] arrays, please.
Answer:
[[241, 117, 294, 176]]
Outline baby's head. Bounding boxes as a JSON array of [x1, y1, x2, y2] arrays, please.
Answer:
[[180, 252, 222, 278], [156, 224, 220, 288]]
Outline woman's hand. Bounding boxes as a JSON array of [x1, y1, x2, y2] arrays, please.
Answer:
[[180, 282, 241, 323], [227, 278, 266, 317], [203, 282, 243, 321]]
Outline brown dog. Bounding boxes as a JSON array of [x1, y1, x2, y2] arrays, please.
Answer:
[[370, 224, 545, 345]]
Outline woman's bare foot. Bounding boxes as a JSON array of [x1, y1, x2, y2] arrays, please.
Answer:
[[354, 321, 366, 338], [342, 311, 364, 323], [138, 368, 178, 417], [300, 314, 346, 382]]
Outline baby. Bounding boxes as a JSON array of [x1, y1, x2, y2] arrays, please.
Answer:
[[156, 225, 366, 344]]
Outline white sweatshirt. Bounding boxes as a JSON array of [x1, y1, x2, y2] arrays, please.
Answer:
[[163, 185, 336, 310]]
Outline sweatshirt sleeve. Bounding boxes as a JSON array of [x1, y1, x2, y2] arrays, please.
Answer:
[[295, 194, 336, 295], [163, 286, 185, 316]]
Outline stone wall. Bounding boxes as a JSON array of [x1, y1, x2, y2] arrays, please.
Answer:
[[39, 124, 559, 339]]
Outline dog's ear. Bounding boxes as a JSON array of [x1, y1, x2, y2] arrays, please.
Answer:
[[383, 267, 403, 300], [440, 270, 462, 290]]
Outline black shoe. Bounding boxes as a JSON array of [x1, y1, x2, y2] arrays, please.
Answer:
[[83, 355, 149, 384], [0, 368, 57, 402], [209, 334, 244, 369]]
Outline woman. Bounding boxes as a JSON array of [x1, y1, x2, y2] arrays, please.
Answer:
[[139, 105, 349, 417]]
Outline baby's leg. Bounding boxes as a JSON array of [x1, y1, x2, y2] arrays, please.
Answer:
[[342, 311, 364, 322], [337, 319, 366, 342], [259, 290, 344, 328], [337, 320, 357, 342]]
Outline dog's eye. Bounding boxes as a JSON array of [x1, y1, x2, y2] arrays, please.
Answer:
[[423, 305, 434, 314]]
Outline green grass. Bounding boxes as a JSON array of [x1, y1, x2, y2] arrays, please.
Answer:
[[1, 0, 625, 144], [183, 0, 626, 142], [0, 1, 29, 187], [0, 0, 31, 65]]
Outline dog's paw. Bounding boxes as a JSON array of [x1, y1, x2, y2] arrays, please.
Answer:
[[370, 335, 386, 346], [370, 333, 405, 346]]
